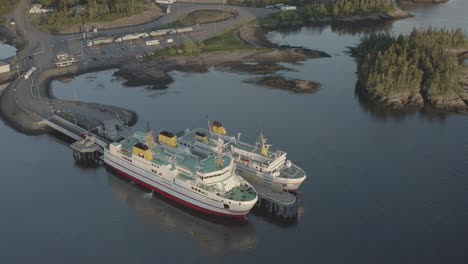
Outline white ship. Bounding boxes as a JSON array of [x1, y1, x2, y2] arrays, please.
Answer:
[[178, 121, 307, 192], [104, 130, 258, 220]]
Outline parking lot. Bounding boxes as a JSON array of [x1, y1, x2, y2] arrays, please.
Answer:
[[62, 28, 207, 64]]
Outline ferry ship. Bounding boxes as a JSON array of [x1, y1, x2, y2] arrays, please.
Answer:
[[104, 130, 258, 220], [178, 121, 307, 191]]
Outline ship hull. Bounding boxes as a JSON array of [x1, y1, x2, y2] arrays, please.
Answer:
[[104, 151, 253, 220]]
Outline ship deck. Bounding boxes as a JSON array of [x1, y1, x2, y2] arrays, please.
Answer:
[[120, 132, 232, 175], [233, 141, 287, 161], [279, 164, 306, 179], [223, 185, 257, 202], [179, 129, 230, 149]]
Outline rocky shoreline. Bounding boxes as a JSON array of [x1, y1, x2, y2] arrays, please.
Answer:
[[245, 76, 320, 94], [261, 8, 411, 29], [399, 0, 448, 4], [114, 47, 330, 90], [1, 15, 328, 135], [1, 43, 324, 135], [0, 62, 138, 135], [356, 64, 468, 112]]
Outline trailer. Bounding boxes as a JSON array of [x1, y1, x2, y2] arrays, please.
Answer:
[[145, 39, 160, 46], [94, 37, 113, 45], [176, 27, 193, 34], [115, 33, 148, 43], [86, 37, 113, 47], [23, 67, 37, 80], [149, 29, 172, 37]]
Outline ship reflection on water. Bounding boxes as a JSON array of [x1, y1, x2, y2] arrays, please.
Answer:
[[105, 168, 257, 256]]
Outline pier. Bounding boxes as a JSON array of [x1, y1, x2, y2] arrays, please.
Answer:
[[70, 134, 101, 165], [240, 173, 298, 219], [41, 115, 112, 148]]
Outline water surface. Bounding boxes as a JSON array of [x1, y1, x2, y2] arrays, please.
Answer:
[[2, 1, 468, 263]]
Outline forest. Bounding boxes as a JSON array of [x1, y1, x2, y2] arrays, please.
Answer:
[[0, 0, 18, 20], [34, 0, 146, 28], [303, 0, 395, 17], [256, 0, 397, 24], [353, 28, 467, 99]]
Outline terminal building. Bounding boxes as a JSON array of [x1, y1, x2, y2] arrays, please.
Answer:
[[0, 61, 11, 74]]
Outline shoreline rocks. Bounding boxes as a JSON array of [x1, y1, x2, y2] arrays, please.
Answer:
[[262, 8, 411, 29], [245, 76, 320, 94], [113, 47, 329, 92], [399, 0, 448, 4], [357, 84, 468, 112]]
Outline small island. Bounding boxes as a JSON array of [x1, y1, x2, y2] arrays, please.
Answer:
[[247, 0, 411, 27], [352, 28, 468, 111]]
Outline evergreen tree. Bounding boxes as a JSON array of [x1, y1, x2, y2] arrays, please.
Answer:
[[353, 28, 466, 98]]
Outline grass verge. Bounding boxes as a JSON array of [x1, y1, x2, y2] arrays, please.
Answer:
[[201, 26, 251, 53]]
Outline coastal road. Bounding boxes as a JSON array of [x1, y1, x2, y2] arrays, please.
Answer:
[[54, 2, 277, 63], [3, 0, 276, 131], [3, 0, 136, 128]]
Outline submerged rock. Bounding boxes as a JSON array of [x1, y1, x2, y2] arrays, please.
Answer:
[[426, 95, 468, 111], [114, 63, 174, 88], [218, 61, 291, 75], [245, 75, 320, 94]]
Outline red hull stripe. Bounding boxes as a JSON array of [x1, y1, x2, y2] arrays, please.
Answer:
[[107, 163, 248, 220]]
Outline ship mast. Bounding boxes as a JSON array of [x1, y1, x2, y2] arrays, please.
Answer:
[[146, 131, 157, 150], [207, 116, 212, 135], [260, 132, 270, 157], [146, 121, 157, 150]]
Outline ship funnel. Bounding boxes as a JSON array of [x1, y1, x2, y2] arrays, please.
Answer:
[[212, 121, 227, 135]]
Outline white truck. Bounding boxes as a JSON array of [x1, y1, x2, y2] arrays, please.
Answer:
[[23, 67, 37, 80], [166, 38, 173, 43], [145, 39, 160, 46]]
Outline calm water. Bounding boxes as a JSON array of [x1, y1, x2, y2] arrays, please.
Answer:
[[3, 1, 468, 263]]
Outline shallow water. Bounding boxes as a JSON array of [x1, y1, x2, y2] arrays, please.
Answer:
[[2, 1, 468, 263]]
